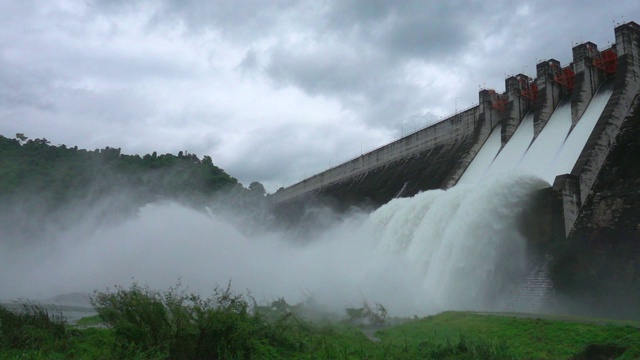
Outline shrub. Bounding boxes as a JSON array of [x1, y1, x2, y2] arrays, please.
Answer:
[[90, 283, 170, 357], [0, 301, 69, 351], [345, 301, 388, 326], [91, 282, 309, 359]]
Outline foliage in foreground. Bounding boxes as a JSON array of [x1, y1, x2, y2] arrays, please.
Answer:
[[2, 285, 640, 359], [90, 282, 312, 359], [0, 301, 70, 352]]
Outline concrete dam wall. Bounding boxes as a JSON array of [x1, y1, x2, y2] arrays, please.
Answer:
[[271, 83, 504, 211], [270, 21, 640, 317], [273, 21, 640, 238], [273, 105, 485, 205]]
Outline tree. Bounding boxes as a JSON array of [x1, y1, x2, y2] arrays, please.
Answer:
[[15, 133, 28, 144], [248, 182, 266, 197]]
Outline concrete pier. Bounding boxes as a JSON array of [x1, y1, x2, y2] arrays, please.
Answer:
[[532, 59, 566, 139]]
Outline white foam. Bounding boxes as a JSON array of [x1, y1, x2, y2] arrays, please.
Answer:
[[484, 113, 534, 177], [518, 99, 572, 183], [461, 83, 613, 185], [457, 124, 502, 184], [552, 86, 613, 176], [1, 85, 615, 318], [372, 174, 548, 311]]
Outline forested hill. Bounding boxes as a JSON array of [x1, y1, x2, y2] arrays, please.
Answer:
[[0, 134, 237, 199], [0, 133, 244, 240]]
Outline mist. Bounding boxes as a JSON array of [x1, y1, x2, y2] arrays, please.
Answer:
[[1, 172, 552, 318]]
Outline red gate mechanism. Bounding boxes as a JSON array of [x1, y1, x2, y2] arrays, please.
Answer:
[[593, 48, 618, 74], [586, 43, 618, 75], [518, 76, 538, 102], [551, 63, 575, 90], [488, 90, 507, 111]]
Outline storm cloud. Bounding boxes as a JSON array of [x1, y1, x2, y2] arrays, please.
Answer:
[[0, 0, 637, 191]]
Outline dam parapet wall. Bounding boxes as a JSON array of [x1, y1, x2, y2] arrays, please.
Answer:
[[273, 83, 517, 206], [273, 105, 482, 204]]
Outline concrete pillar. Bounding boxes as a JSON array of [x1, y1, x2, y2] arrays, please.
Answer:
[[442, 91, 498, 188], [532, 59, 564, 138], [573, 21, 640, 202], [501, 75, 531, 145], [615, 21, 640, 58], [571, 42, 606, 127], [478, 89, 502, 130], [552, 174, 582, 237]]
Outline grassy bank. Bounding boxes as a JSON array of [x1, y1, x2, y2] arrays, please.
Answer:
[[1, 286, 639, 359], [376, 311, 639, 359]]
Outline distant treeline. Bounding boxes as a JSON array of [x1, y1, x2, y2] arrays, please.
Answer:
[[0, 133, 238, 201], [0, 133, 259, 240]]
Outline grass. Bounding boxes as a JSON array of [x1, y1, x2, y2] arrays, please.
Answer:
[[375, 311, 640, 359], [2, 287, 640, 359]]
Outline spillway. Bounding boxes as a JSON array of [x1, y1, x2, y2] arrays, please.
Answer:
[[269, 21, 640, 317], [483, 113, 534, 178], [552, 83, 613, 177], [370, 174, 548, 312], [456, 124, 502, 184], [518, 99, 572, 183], [460, 82, 614, 185], [365, 82, 616, 312]]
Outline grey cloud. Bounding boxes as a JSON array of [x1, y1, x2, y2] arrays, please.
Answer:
[[265, 44, 384, 97], [221, 123, 326, 186], [325, 0, 395, 26], [262, 42, 432, 130], [84, 0, 526, 133], [253, 1, 534, 132], [219, 120, 382, 191], [380, 15, 468, 60], [0, 57, 55, 111], [90, 0, 302, 41], [2, 0, 640, 192], [324, 1, 500, 61], [238, 48, 259, 73]]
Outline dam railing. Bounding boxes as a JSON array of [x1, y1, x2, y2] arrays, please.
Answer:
[[273, 103, 480, 203]]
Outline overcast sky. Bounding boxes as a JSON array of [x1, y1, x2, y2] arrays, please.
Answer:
[[1, 1, 637, 192]]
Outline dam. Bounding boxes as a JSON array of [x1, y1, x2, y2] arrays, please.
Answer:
[[271, 22, 640, 316], [272, 21, 639, 235]]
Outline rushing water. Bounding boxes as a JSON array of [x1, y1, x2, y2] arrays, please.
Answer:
[[484, 113, 535, 178], [463, 83, 613, 185], [0, 175, 547, 316], [457, 124, 502, 185], [1, 84, 614, 317], [518, 99, 572, 183]]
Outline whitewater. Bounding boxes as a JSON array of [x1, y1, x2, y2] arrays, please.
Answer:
[[0, 84, 613, 317]]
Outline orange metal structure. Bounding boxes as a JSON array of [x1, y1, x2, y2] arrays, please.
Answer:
[[518, 76, 539, 101], [488, 90, 507, 111], [551, 63, 575, 89], [593, 48, 618, 74]]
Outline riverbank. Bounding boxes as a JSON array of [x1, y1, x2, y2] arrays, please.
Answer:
[[2, 305, 639, 359]]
